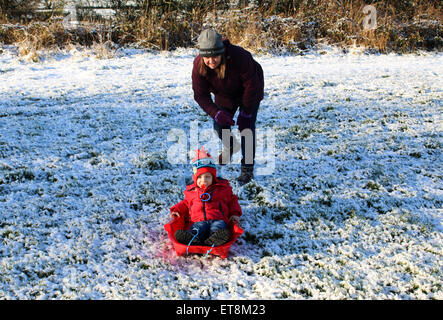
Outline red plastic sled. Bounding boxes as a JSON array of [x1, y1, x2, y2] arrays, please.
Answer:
[[164, 216, 244, 259]]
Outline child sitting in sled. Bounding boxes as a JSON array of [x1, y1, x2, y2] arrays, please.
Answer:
[[170, 147, 241, 246]]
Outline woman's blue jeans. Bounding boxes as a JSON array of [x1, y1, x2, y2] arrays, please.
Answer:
[[188, 220, 229, 242]]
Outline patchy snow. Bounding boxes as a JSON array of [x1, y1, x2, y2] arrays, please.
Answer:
[[0, 45, 442, 299]]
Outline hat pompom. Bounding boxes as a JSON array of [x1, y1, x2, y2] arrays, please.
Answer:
[[191, 146, 212, 163]]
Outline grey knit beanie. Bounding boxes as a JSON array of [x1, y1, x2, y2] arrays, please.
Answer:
[[197, 29, 225, 57]]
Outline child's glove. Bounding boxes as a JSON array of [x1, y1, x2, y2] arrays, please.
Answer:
[[171, 211, 180, 218], [215, 110, 235, 126], [229, 215, 240, 224]]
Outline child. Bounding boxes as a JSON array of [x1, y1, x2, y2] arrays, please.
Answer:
[[170, 147, 241, 246]]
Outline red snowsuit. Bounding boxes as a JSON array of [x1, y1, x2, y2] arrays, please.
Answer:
[[170, 178, 242, 224]]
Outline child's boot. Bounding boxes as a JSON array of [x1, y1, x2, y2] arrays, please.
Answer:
[[204, 228, 231, 246], [175, 229, 200, 245]]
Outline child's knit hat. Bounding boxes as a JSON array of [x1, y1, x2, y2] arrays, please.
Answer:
[[191, 147, 216, 184]]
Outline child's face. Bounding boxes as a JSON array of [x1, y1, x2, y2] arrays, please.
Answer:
[[196, 172, 213, 188]]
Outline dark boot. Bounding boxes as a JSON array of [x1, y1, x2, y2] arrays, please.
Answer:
[[237, 166, 254, 185], [175, 229, 200, 245], [204, 228, 231, 246]]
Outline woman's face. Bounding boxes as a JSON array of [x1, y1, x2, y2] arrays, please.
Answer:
[[202, 55, 222, 69]]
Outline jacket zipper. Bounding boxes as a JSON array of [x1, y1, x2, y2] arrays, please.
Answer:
[[219, 202, 225, 217], [201, 187, 214, 221], [202, 199, 207, 221]]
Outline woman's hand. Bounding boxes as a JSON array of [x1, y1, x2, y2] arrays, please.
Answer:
[[215, 110, 235, 126], [236, 110, 252, 130]]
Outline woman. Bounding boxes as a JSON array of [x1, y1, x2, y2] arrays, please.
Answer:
[[191, 28, 264, 185]]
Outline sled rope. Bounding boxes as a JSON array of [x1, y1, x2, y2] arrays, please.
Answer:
[[203, 244, 215, 259], [186, 229, 199, 256]]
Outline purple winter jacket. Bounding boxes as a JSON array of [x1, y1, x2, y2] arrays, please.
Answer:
[[192, 39, 264, 118]]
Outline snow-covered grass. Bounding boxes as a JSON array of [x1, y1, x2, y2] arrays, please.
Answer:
[[0, 45, 442, 299]]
